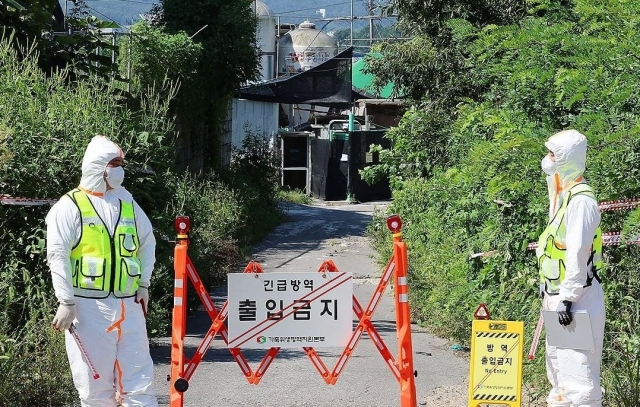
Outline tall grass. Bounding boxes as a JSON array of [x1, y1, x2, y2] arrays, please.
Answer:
[[0, 319, 76, 406], [0, 32, 283, 405], [601, 298, 640, 407], [0, 28, 281, 407], [277, 188, 312, 205]]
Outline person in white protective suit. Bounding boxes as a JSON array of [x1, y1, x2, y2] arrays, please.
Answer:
[[46, 135, 158, 407], [536, 129, 605, 407]]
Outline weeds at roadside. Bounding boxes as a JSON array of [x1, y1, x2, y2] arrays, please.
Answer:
[[601, 297, 640, 407], [277, 188, 312, 205]]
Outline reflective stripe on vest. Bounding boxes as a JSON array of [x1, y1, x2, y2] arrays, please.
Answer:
[[67, 189, 142, 298], [536, 183, 603, 295]]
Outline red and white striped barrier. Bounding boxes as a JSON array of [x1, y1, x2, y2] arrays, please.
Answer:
[[526, 231, 640, 250], [469, 198, 640, 258], [0, 194, 57, 206], [598, 198, 640, 212]]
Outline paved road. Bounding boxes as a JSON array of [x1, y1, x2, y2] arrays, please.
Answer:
[[150, 201, 469, 406]]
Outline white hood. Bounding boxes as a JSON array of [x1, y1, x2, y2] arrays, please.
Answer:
[[545, 129, 587, 187], [79, 135, 124, 195], [544, 129, 588, 217]]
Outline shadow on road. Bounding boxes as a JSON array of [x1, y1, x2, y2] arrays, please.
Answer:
[[250, 203, 383, 263]]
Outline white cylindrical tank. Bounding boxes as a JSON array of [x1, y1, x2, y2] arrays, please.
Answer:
[[252, 0, 277, 80], [277, 20, 338, 75]]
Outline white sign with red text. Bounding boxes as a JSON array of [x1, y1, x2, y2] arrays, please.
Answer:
[[227, 272, 353, 349]]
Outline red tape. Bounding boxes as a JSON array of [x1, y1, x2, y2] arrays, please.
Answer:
[[0, 194, 57, 206], [470, 198, 640, 258], [527, 231, 640, 250], [598, 198, 640, 212]]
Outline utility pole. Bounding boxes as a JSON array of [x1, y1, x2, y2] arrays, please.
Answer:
[[127, 32, 132, 92], [276, 15, 280, 77], [350, 0, 353, 47], [369, 0, 373, 48], [314, 2, 397, 53]]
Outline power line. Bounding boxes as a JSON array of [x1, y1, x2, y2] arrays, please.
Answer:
[[85, 5, 119, 23], [297, 21, 333, 56], [273, 1, 352, 15], [277, 14, 336, 22], [87, 0, 154, 3]]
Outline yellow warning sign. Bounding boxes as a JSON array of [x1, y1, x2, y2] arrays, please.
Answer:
[[468, 320, 523, 407]]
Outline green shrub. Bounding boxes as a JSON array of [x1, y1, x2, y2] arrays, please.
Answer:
[[0, 31, 282, 404], [276, 188, 312, 205], [601, 296, 640, 407], [224, 133, 283, 247], [0, 315, 76, 407], [119, 21, 202, 96], [0, 32, 176, 403], [167, 172, 243, 278], [366, 1, 640, 402], [0, 3, 285, 402], [145, 138, 283, 324]]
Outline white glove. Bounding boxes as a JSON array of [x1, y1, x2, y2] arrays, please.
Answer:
[[53, 303, 77, 331], [135, 286, 149, 317]]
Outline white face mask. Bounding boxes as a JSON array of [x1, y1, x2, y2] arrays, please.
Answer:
[[541, 155, 556, 176], [105, 166, 125, 189]]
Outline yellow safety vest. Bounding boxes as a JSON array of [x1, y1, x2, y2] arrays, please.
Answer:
[[536, 183, 603, 295], [67, 189, 142, 298]]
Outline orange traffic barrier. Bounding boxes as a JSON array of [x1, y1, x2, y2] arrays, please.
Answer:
[[169, 214, 417, 407], [169, 217, 189, 406], [388, 215, 418, 407]]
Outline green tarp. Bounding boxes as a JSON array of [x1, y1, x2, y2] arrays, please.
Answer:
[[352, 55, 395, 99]]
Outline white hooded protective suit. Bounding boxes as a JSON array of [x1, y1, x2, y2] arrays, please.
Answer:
[[541, 130, 605, 407], [46, 136, 158, 407]]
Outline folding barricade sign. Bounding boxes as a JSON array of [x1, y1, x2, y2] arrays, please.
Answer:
[[226, 271, 354, 349], [169, 214, 417, 407], [468, 304, 524, 407]]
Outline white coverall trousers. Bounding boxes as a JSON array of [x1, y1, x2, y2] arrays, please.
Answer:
[[543, 281, 605, 407], [65, 296, 157, 407]]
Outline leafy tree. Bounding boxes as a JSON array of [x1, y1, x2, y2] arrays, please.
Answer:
[[158, 0, 259, 169], [0, 0, 63, 59], [360, 19, 479, 185], [68, 0, 90, 19], [332, 23, 404, 54], [382, 0, 528, 36], [0, 0, 121, 79], [364, 0, 640, 403], [121, 20, 202, 96], [160, 0, 259, 91], [360, 1, 543, 186], [56, 15, 122, 80]]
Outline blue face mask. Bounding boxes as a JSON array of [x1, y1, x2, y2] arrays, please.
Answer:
[[105, 166, 125, 189]]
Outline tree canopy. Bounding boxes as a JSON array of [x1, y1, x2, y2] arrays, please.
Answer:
[[0, 0, 121, 79], [153, 0, 259, 168]]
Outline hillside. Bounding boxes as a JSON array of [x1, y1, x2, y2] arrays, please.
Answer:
[[80, 0, 377, 30], [263, 0, 370, 29], [83, 0, 155, 26]]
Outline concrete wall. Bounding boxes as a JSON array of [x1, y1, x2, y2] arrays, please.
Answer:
[[231, 99, 279, 147]]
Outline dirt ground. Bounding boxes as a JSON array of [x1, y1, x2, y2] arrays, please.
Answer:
[[423, 382, 546, 407]]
